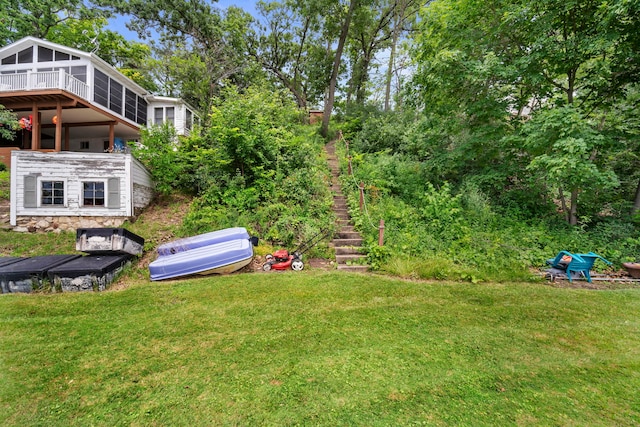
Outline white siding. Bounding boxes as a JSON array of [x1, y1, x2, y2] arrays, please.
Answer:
[[9, 151, 151, 225]]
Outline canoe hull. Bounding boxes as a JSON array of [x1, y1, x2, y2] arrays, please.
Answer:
[[156, 227, 250, 256], [149, 237, 253, 281]]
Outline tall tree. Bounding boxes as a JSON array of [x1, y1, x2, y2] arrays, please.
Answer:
[[1, 0, 109, 44], [101, 0, 253, 113], [345, 0, 394, 106], [384, 0, 421, 111], [321, 0, 359, 137], [410, 0, 640, 225], [249, 0, 332, 110]]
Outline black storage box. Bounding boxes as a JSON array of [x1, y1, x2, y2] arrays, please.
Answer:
[[47, 254, 132, 292], [0, 255, 81, 293], [76, 228, 144, 256]]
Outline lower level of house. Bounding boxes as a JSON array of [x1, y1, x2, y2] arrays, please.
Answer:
[[10, 151, 154, 231]]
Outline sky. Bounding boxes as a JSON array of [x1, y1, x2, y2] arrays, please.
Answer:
[[108, 1, 260, 42]]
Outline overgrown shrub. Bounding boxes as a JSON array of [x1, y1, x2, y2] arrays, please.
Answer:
[[338, 139, 640, 281]]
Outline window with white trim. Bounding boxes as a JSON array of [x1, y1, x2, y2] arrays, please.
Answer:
[[154, 106, 175, 126], [41, 181, 65, 206], [82, 181, 105, 206]]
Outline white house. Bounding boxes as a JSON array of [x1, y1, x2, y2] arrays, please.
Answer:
[[0, 37, 199, 231]]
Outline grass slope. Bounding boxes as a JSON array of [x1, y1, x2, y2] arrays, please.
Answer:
[[1, 272, 639, 426]]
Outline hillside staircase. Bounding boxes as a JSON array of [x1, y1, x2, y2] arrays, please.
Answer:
[[325, 141, 368, 273]]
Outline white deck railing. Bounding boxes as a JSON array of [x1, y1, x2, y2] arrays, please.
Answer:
[[0, 70, 89, 100]]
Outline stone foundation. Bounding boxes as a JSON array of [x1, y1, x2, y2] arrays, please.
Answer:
[[13, 216, 128, 233]]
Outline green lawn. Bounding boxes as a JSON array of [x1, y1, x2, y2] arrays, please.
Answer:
[[1, 271, 639, 426]]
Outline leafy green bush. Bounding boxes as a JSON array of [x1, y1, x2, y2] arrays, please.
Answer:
[[340, 140, 640, 281], [0, 169, 9, 200]]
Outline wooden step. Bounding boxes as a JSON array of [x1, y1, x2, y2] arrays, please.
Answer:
[[332, 238, 363, 246], [336, 253, 367, 264], [334, 246, 365, 255], [337, 264, 369, 273], [337, 231, 361, 239]]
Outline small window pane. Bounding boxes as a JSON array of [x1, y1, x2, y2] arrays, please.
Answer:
[[38, 46, 53, 62], [83, 182, 105, 206], [137, 97, 147, 124], [154, 107, 163, 125], [18, 47, 33, 64], [55, 51, 70, 61], [71, 65, 87, 83], [124, 89, 137, 121], [166, 107, 175, 125], [1, 54, 16, 65], [94, 69, 109, 107], [109, 80, 123, 114], [41, 181, 64, 205]]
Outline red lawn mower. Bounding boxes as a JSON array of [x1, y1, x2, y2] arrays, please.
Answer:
[[262, 228, 331, 272]]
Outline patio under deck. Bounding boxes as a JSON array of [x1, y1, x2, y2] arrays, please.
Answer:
[[0, 70, 140, 153]]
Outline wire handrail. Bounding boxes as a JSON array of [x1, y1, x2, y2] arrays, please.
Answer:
[[337, 132, 379, 231]]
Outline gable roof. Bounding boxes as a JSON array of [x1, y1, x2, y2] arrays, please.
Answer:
[[0, 36, 150, 95]]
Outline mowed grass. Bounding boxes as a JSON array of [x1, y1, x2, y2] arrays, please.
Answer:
[[1, 271, 639, 426]]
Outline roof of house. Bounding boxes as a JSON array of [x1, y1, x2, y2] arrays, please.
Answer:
[[0, 36, 150, 95]]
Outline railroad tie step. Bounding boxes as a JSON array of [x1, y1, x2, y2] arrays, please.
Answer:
[[334, 246, 365, 255], [337, 264, 369, 273], [332, 238, 363, 246], [335, 253, 367, 263], [337, 231, 361, 239]]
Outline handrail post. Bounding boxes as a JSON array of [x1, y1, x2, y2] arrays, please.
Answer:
[[378, 219, 385, 246], [348, 155, 353, 175], [359, 182, 364, 211]]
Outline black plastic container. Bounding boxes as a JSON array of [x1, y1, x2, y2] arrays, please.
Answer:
[[76, 228, 145, 256], [0, 255, 81, 293], [47, 254, 133, 292], [0, 257, 26, 268]]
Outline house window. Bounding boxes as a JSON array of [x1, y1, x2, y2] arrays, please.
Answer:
[[109, 80, 123, 115], [94, 69, 109, 107], [38, 46, 54, 62], [154, 107, 164, 125], [137, 97, 147, 125], [80, 141, 90, 150], [55, 51, 70, 61], [70, 66, 87, 83], [41, 181, 64, 206], [186, 109, 193, 130], [124, 89, 137, 121], [1, 54, 16, 65], [18, 47, 33, 64], [83, 182, 105, 206], [166, 107, 175, 125], [154, 107, 175, 126]]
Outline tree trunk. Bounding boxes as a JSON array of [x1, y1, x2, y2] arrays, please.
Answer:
[[321, 0, 359, 138], [632, 179, 640, 215], [569, 189, 578, 226], [385, 1, 402, 111]]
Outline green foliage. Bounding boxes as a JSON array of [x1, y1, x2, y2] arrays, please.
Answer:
[[2, 273, 639, 425], [1, 0, 110, 43], [340, 142, 640, 280], [0, 169, 9, 200], [0, 105, 19, 141], [523, 106, 618, 195], [130, 124, 186, 195]]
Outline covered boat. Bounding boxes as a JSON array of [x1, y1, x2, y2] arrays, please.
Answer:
[[149, 237, 254, 281], [156, 227, 250, 256]]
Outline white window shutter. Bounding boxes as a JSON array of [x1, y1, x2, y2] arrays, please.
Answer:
[[24, 176, 37, 208], [107, 178, 120, 208]]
